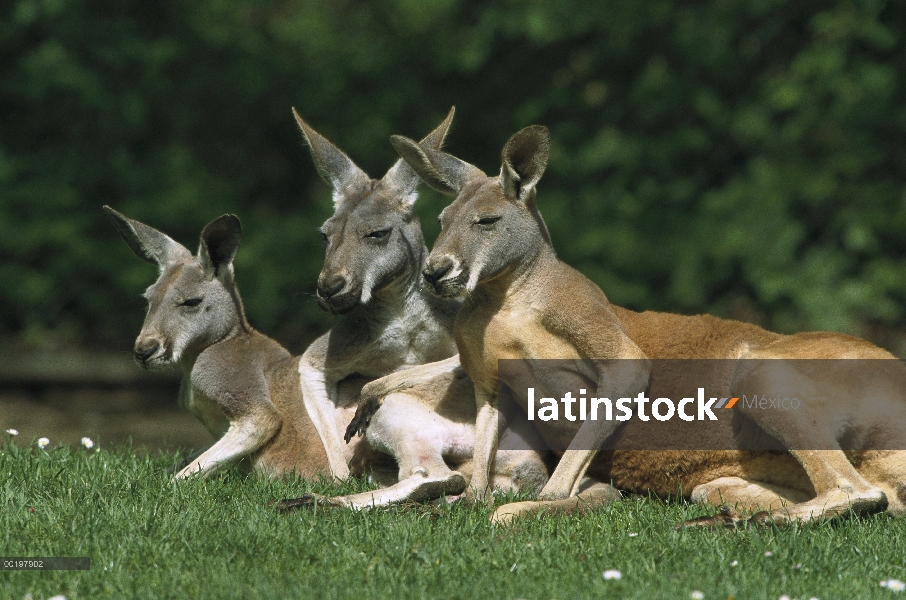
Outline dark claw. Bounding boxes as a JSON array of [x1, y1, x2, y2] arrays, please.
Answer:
[[344, 396, 382, 443], [747, 510, 778, 527], [165, 450, 202, 476], [675, 505, 742, 530], [273, 493, 320, 513], [675, 505, 780, 530]]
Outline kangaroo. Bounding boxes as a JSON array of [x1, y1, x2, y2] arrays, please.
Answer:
[[292, 108, 460, 481], [388, 125, 906, 525], [105, 206, 550, 505], [105, 206, 369, 479]]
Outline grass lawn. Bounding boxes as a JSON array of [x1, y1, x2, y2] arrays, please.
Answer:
[[3, 439, 906, 600]]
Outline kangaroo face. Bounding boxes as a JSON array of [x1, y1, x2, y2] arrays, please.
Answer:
[[317, 181, 425, 314], [425, 178, 541, 298], [136, 259, 240, 368], [390, 125, 551, 299], [293, 107, 454, 315], [104, 207, 245, 370]]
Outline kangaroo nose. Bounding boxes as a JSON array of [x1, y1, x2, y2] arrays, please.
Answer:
[[423, 260, 453, 285], [134, 340, 159, 363], [318, 275, 347, 299]]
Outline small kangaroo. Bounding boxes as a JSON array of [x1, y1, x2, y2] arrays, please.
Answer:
[[106, 206, 550, 504], [105, 206, 364, 478], [389, 125, 906, 524]]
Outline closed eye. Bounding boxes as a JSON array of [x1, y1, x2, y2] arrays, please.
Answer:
[[179, 298, 203, 308], [365, 229, 391, 239], [476, 216, 501, 226]]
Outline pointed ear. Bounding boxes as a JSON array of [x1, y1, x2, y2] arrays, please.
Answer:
[[292, 107, 370, 207], [199, 215, 242, 279], [500, 125, 550, 203], [382, 107, 456, 207], [419, 106, 456, 150], [103, 205, 190, 267], [389, 134, 483, 197]]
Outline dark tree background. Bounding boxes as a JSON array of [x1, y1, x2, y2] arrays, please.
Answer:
[[3, 0, 906, 357]]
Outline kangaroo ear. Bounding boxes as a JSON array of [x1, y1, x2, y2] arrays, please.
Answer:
[[382, 107, 456, 207], [389, 134, 483, 198], [103, 205, 190, 267], [199, 215, 242, 279], [420, 106, 455, 150], [500, 125, 550, 203], [292, 108, 370, 207]]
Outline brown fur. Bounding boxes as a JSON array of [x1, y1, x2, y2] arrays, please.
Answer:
[[391, 125, 906, 524]]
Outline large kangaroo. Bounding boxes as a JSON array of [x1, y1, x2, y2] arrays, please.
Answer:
[[291, 107, 459, 480], [105, 207, 549, 506], [389, 125, 906, 525]]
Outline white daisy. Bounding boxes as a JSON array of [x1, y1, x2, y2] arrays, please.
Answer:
[[5, 429, 18, 436], [881, 579, 906, 592], [602, 569, 622, 580], [690, 591, 704, 599], [80, 437, 94, 449], [37, 437, 49, 449]]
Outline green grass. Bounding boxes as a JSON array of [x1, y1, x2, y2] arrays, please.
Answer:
[[3, 439, 906, 600]]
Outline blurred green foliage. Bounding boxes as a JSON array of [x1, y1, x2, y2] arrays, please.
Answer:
[[2, 0, 906, 354]]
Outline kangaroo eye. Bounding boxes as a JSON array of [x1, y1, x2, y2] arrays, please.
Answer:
[[179, 298, 203, 308], [476, 216, 501, 226], [320, 231, 328, 245], [365, 229, 391, 239]]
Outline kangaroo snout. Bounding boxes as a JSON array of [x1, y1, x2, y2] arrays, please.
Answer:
[[423, 259, 453, 285], [134, 339, 160, 365], [317, 274, 347, 300]]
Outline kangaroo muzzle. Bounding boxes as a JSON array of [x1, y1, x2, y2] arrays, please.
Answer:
[[317, 274, 347, 300], [422, 260, 452, 285], [423, 256, 465, 297], [134, 338, 161, 367], [315, 270, 360, 314]]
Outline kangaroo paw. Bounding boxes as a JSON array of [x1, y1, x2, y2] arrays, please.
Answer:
[[675, 505, 759, 530], [747, 510, 780, 527], [273, 493, 337, 513], [344, 396, 383, 442], [166, 449, 204, 476]]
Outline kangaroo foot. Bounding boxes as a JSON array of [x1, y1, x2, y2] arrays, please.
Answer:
[[763, 486, 887, 523]]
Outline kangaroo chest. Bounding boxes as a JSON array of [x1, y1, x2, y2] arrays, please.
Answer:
[[182, 382, 230, 439], [457, 300, 581, 393], [366, 312, 457, 373]]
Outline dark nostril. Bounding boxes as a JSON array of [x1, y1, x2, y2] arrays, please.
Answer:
[[134, 341, 159, 362], [423, 261, 453, 284], [318, 276, 346, 299]]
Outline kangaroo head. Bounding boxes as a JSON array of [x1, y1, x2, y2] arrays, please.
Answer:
[[294, 108, 455, 314], [391, 125, 552, 298], [104, 207, 246, 369]]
